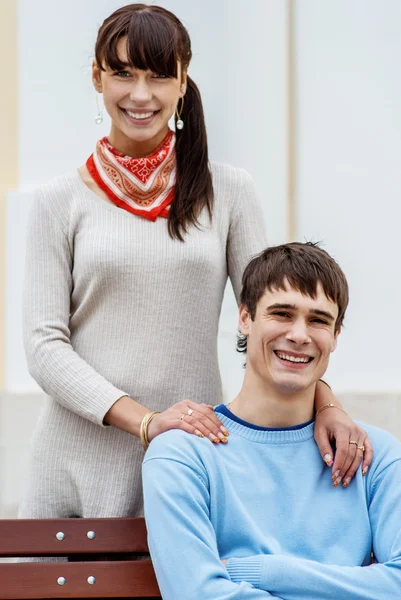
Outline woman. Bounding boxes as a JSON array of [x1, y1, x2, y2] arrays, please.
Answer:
[[20, 3, 371, 522]]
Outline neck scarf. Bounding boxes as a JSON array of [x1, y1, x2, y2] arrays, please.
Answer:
[[86, 129, 176, 221]]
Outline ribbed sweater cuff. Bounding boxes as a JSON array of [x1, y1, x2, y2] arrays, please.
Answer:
[[226, 556, 263, 587], [94, 388, 129, 427]]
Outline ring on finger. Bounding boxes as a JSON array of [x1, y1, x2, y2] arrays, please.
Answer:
[[357, 445, 365, 452], [180, 414, 185, 421], [349, 440, 358, 447], [187, 408, 194, 416]]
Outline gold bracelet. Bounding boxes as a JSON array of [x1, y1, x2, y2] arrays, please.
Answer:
[[140, 411, 160, 451], [315, 403, 346, 418]]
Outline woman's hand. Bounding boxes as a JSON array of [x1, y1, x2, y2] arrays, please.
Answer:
[[314, 382, 373, 487], [147, 400, 229, 444]]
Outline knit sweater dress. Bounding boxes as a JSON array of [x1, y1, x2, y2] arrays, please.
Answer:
[[20, 163, 267, 519]]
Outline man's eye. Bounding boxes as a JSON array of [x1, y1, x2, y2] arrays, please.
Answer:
[[311, 318, 327, 324], [273, 312, 290, 318]]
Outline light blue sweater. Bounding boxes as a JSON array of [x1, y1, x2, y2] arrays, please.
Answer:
[[142, 405, 401, 599]]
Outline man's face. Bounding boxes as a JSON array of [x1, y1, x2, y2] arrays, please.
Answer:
[[239, 280, 340, 395]]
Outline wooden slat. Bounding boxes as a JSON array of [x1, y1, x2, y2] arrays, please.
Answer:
[[0, 518, 148, 557], [0, 560, 160, 599]]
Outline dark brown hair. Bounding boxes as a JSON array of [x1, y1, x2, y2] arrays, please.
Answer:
[[237, 242, 349, 353], [95, 3, 213, 240]]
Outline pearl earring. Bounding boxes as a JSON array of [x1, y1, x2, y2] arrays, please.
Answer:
[[95, 93, 104, 125], [176, 97, 184, 130]]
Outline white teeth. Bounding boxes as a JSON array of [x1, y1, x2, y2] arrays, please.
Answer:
[[276, 352, 310, 364], [126, 110, 154, 119]]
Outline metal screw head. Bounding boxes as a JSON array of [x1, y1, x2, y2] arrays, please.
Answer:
[[87, 576, 96, 585], [55, 532, 65, 541], [57, 577, 66, 586], [87, 530, 96, 539]]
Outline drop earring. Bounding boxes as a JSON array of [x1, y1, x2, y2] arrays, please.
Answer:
[[95, 93, 104, 125], [175, 97, 184, 130]]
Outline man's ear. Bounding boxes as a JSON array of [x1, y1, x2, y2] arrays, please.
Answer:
[[239, 304, 251, 335], [92, 60, 103, 93], [332, 328, 341, 352]]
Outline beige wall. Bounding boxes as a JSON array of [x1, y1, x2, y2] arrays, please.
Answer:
[[0, 1, 18, 391]]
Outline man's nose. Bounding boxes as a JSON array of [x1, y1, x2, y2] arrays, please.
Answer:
[[285, 320, 311, 345]]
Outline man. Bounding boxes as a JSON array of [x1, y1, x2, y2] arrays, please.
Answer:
[[142, 242, 401, 599]]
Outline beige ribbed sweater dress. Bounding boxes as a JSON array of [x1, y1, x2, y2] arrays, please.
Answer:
[[20, 163, 267, 519]]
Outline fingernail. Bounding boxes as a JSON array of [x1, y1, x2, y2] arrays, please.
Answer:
[[324, 454, 333, 467], [362, 466, 369, 476], [220, 426, 229, 436], [209, 433, 219, 443], [217, 432, 228, 442], [331, 470, 340, 481], [343, 477, 351, 488], [333, 477, 342, 487], [195, 430, 204, 438]]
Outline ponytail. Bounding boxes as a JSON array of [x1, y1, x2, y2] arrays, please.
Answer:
[[168, 76, 214, 241]]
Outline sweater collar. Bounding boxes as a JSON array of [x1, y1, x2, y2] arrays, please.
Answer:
[[214, 404, 315, 444]]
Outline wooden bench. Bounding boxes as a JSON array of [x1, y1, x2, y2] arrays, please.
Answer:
[[0, 517, 161, 599]]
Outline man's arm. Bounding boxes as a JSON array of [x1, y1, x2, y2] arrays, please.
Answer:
[[142, 439, 282, 600], [226, 457, 401, 600]]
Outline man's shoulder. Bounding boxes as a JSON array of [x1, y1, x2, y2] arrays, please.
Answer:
[[359, 421, 401, 468], [143, 429, 215, 478]]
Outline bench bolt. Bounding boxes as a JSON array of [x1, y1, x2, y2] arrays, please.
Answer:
[[87, 530, 96, 539], [55, 532, 65, 541], [57, 577, 66, 586], [87, 576, 96, 585]]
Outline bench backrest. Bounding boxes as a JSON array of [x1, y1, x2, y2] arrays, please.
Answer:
[[0, 517, 161, 599]]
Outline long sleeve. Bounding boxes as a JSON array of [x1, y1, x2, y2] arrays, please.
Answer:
[[23, 190, 128, 426], [227, 170, 267, 302], [143, 446, 282, 600], [227, 458, 401, 600]]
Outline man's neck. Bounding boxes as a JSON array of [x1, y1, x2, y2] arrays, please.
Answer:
[[228, 375, 315, 428]]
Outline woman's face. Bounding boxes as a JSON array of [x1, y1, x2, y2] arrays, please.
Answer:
[[93, 37, 186, 157]]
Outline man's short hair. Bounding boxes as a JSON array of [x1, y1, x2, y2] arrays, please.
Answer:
[[237, 242, 349, 353]]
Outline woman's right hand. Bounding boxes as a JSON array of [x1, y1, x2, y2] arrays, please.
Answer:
[[146, 400, 229, 444]]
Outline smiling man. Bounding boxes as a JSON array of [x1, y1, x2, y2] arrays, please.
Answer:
[[142, 242, 401, 600]]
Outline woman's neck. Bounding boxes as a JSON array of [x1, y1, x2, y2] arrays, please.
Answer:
[[108, 125, 170, 158]]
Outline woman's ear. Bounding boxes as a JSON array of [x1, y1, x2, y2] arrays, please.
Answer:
[[179, 67, 187, 97], [239, 304, 250, 336], [92, 60, 103, 93]]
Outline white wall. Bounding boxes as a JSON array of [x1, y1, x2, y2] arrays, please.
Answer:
[[8, 0, 401, 397], [295, 0, 401, 392], [7, 0, 288, 393]]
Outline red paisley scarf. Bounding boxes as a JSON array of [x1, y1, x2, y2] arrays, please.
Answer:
[[86, 129, 176, 221]]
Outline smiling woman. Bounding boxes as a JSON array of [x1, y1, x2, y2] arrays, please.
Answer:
[[19, 3, 372, 538]]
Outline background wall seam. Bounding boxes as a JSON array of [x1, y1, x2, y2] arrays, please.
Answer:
[[0, 1, 18, 391]]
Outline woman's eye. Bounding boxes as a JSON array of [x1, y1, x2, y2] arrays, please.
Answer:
[[151, 73, 169, 79], [114, 70, 131, 78]]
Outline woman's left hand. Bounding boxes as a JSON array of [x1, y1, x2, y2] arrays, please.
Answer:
[[314, 406, 373, 488]]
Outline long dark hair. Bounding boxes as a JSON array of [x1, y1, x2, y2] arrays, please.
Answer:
[[94, 3, 213, 241]]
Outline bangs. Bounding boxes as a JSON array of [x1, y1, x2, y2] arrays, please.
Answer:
[[98, 10, 181, 77], [264, 258, 339, 305]]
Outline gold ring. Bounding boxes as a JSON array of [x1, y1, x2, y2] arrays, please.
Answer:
[[349, 440, 358, 446], [357, 445, 365, 452], [180, 414, 185, 421], [187, 408, 194, 416]]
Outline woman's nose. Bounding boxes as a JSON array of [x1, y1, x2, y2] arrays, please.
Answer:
[[129, 81, 152, 104]]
